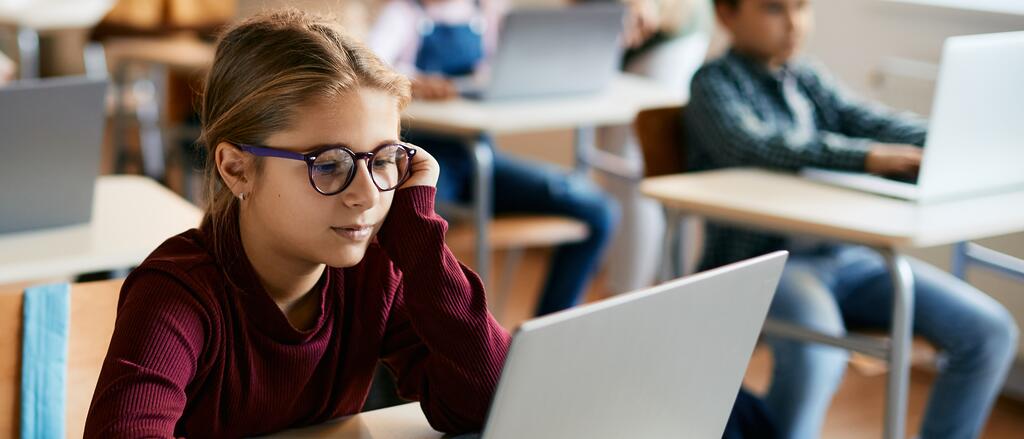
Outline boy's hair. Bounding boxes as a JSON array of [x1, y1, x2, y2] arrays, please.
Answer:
[[198, 9, 411, 259], [713, 0, 741, 7]]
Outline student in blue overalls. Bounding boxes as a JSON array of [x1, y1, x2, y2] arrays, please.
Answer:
[[368, 0, 619, 316]]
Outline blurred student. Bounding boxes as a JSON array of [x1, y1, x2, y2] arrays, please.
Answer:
[[686, 1, 1018, 438], [368, 0, 619, 316]]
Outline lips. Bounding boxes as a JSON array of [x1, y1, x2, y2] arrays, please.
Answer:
[[331, 224, 374, 241]]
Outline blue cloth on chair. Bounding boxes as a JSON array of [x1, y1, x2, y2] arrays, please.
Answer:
[[20, 283, 70, 439]]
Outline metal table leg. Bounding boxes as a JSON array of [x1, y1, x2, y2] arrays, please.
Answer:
[[880, 249, 915, 439], [658, 208, 678, 283], [16, 26, 40, 79], [469, 135, 494, 289]]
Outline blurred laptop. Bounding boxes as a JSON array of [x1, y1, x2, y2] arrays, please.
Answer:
[[479, 252, 787, 439], [455, 4, 625, 101], [801, 31, 1024, 203], [0, 77, 108, 233]]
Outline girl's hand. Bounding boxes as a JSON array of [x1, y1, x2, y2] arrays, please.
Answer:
[[400, 143, 440, 189]]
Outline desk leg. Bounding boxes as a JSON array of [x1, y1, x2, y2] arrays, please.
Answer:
[[16, 27, 40, 79], [469, 136, 494, 289], [113, 61, 130, 173], [880, 249, 915, 439], [574, 125, 595, 175], [658, 208, 681, 282], [951, 241, 969, 280], [138, 65, 167, 181]]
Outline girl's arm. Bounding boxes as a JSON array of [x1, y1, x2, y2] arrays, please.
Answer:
[[84, 271, 208, 439], [376, 186, 512, 434]]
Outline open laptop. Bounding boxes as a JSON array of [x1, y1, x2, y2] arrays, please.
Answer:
[[477, 251, 787, 439], [456, 4, 625, 101], [801, 31, 1024, 203], [0, 77, 108, 233]]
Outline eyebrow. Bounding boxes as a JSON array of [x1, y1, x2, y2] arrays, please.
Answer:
[[297, 139, 403, 154]]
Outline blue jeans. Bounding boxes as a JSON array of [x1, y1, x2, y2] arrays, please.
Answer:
[[405, 131, 619, 316], [765, 245, 1018, 439]]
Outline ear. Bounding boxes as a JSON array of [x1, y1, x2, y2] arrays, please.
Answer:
[[715, 2, 737, 30], [215, 141, 254, 197]]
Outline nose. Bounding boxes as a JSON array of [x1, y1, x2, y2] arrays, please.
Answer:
[[340, 159, 380, 210]]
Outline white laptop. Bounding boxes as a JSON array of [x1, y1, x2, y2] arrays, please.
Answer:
[[455, 4, 625, 101], [0, 77, 108, 233], [801, 31, 1024, 203], [477, 251, 787, 439]]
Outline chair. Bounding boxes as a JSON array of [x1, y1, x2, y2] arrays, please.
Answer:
[[633, 105, 696, 280], [0, 279, 123, 438]]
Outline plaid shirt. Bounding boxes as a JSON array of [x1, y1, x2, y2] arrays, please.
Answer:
[[685, 49, 928, 270]]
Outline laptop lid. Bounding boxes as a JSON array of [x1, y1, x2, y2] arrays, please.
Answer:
[[0, 77, 108, 233], [481, 251, 787, 439], [477, 4, 625, 100], [917, 31, 1024, 202]]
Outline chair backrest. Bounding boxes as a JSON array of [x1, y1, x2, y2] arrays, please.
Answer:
[[0, 278, 123, 438], [634, 105, 687, 178]]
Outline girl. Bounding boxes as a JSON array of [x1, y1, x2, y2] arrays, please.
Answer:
[[85, 9, 510, 438]]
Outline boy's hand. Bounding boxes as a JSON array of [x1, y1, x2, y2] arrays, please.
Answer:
[[399, 143, 440, 189], [411, 75, 458, 101], [865, 144, 923, 177]]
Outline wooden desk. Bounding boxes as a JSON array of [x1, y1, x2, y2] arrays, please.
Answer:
[[263, 403, 444, 439], [640, 167, 1024, 439], [641, 168, 1024, 249], [0, 175, 202, 285], [405, 74, 680, 284]]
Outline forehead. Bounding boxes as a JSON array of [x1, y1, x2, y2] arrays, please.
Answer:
[[267, 87, 401, 152]]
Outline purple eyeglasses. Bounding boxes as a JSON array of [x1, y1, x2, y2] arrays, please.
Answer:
[[232, 142, 417, 196]]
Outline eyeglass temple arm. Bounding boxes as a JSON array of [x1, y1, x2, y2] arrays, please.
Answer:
[[236, 144, 307, 162]]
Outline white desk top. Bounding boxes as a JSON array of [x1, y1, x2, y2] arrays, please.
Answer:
[[403, 74, 681, 136], [0, 175, 202, 284], [264, 403, 441, 439], [640, 168, 1024, 249]]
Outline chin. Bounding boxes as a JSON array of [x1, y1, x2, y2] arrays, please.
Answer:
[[321, 245, 369, 268]]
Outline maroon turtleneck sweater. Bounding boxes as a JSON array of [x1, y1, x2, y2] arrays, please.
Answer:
[[84, 187, 511, 438]]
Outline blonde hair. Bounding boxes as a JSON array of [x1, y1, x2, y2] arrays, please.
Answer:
[[198, 9, 411, 260]]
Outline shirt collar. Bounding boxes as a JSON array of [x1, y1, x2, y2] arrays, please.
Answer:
[[725, 48, 796, 85]]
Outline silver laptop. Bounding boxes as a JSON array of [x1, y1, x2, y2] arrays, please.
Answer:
[[801, 31, 1024, 203], [480, 251, 787, 439], [0, 77, 108, 233], [456, 4, 625, 101]]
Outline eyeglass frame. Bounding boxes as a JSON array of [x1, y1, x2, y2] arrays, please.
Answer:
[[230, 142, 417, 196]]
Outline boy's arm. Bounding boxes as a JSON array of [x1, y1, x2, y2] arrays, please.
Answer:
[[808, 65, 928, 146], [688, 70, 871, 171]]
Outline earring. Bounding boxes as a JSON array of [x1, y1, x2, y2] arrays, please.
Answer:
[[237, 192, 247, 201]]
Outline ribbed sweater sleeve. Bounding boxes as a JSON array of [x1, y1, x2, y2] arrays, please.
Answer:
[[376, 186, 512, 434], [84, 270, 209, 438]]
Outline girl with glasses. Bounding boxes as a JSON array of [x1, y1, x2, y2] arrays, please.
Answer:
[[85, 9, 510, 438]]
